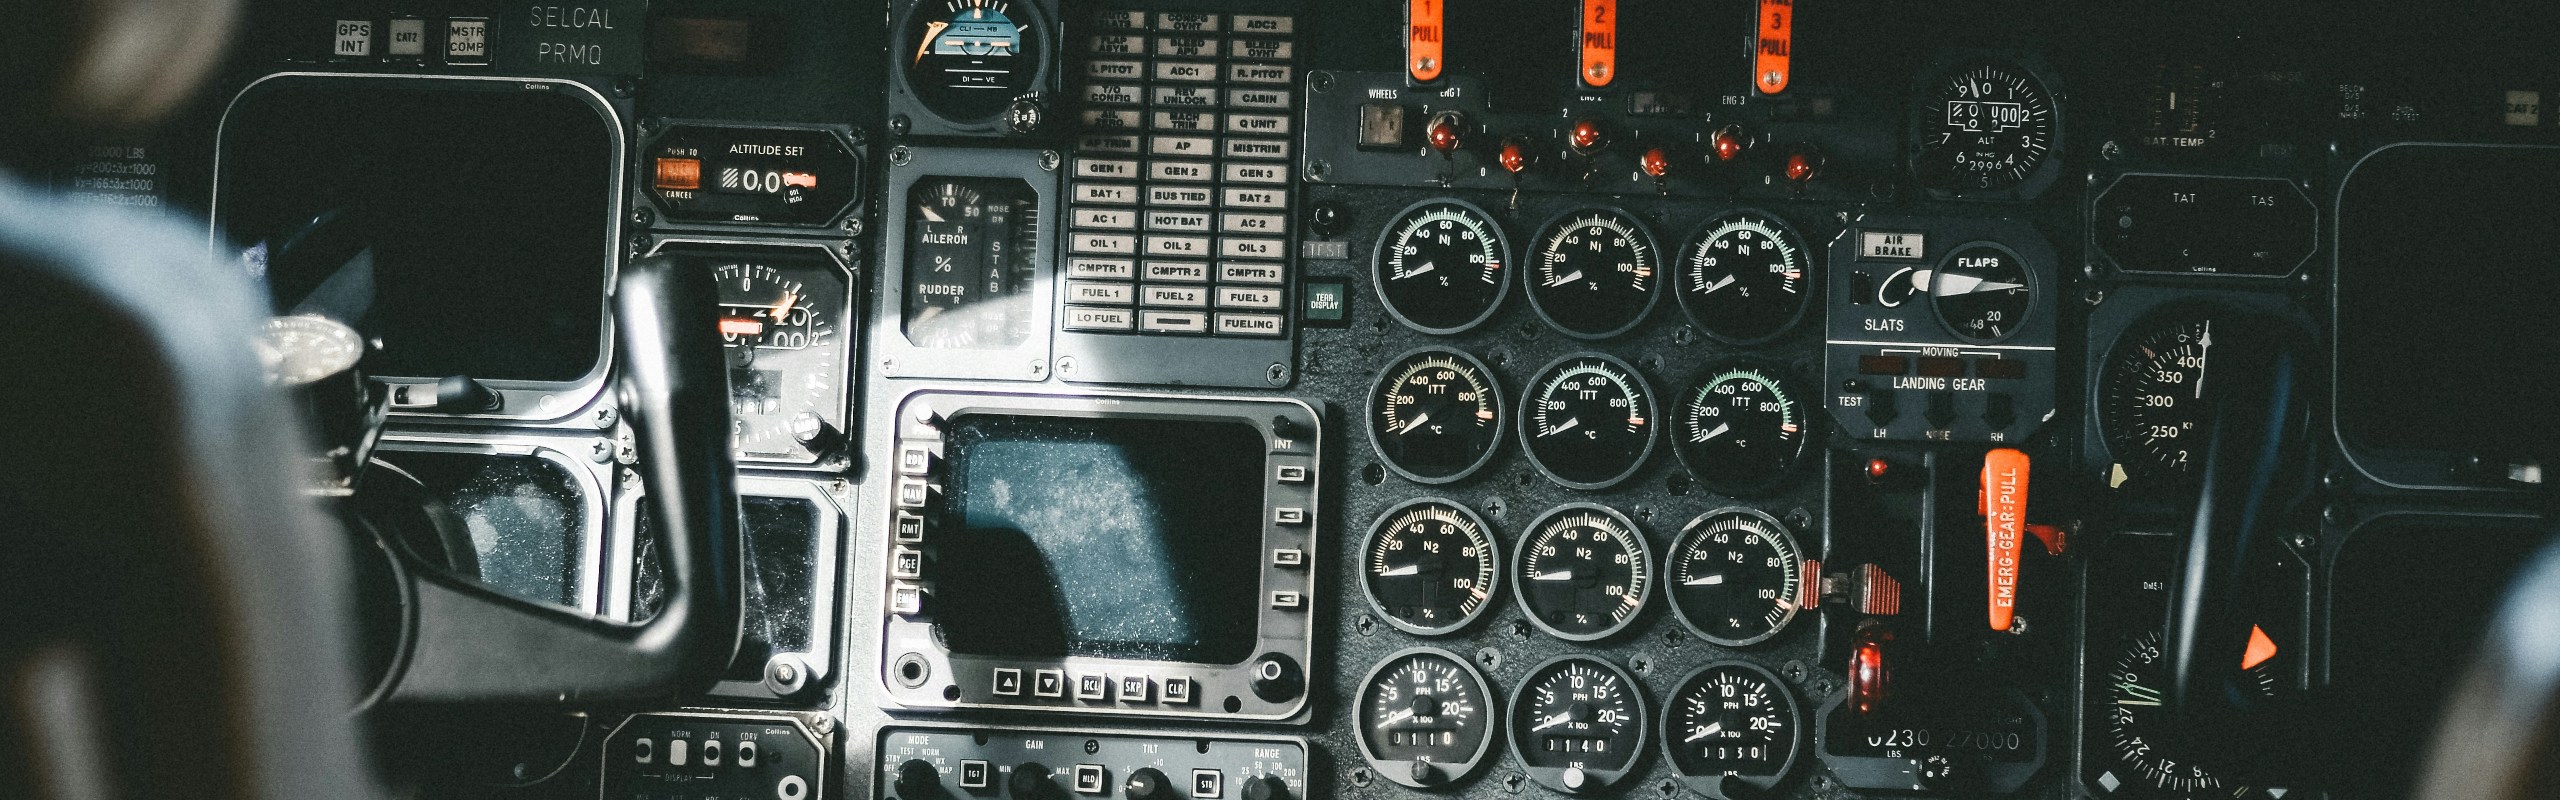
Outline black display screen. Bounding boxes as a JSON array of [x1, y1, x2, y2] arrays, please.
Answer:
[[217, 80, 615, 383], [936, 414, 1265, 664], [2337, 145, 2560, 462], [636, 496, 822, 682], [371, 451, 588, 610]]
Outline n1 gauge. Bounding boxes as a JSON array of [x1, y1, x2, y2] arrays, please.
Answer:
[[1677, 211, 1813, 345], [1526, 208, 1661, 339], [1357, 647, 1500, 789], [1368, 348, 1506, 483], [1361, 498, 1502, 636], [1508, 655, 1649, 794], [1375, 199, 1511, 334], [1662, 661, 1805, 800]]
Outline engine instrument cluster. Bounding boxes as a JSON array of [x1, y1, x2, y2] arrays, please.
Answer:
[[184, 1, 2560, 799]]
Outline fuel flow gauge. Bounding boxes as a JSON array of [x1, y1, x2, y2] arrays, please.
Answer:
[[1508, 655, 1649, 794], [1357, 647, 1499, 789]]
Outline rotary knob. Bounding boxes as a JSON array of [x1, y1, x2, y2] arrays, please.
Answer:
[[1123, 768, 1172, 800]]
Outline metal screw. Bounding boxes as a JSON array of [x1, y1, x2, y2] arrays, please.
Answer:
[[631, 208, 654, 227], [612, 77, 640, 98], [1307, 160, 1331, 181], [2100, 140, 2124, 161], [2292, 531, 2317, 550], [1503, 773, 1525, 794], [1057, 356, 1080, 376], [2007, 616, 2031, 635], [844, 217, 866, 237], [593, 407, 617, 429], [1786, 508, 1812, 531], [635, 118, 659, 137], [1672, 326, 1696, 346], [889, 115, 911, 137], [889, 146, 913, 167], [1476, 647, 1502, 671], [1267, 363, 1289, 385], [1350, 769, 1373, 788], [589, 441, 614, 463], [1029, 358, 1049, 378], [2085, 289, 2107, 307], [1356, 614, 1378, 636], [1309, 72, 1334, 93], [1038, 151, 1062, 172]]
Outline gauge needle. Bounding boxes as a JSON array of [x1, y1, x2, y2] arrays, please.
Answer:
[[1399, 412, 1433, 434], [1544, 417, 1582, 437], [1545, 270, 1586, 287], [768, 292, 798, 321], [1931, 273, 2025, 296], [1684, 574, 1726, 586], [1402, 261, 1438, 280], [1685, 722, 1723, 742], [1380, 564, 1421, 577], [1695, 422, 1731, 442], [1531, 712, 1574, 732], [1697, 274, 1737, 294], [1531, 570, 1578, 582], [2193, 320, 2214, 400], [1380, 708, 1417, 726]]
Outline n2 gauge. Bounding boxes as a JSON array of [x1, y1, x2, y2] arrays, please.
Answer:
[[1357, 647, 1499, 789], [1508, 655, 1650, 794], [1666, 508, 1807, 647], [1361, 498, 1501, 636], [1514, 504, 1653, 642]]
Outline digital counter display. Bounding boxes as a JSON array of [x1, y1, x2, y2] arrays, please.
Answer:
[[935, 414, 1265, 665], [643, 125, 860, 226]]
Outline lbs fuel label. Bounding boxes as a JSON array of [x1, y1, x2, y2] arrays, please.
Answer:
[[495, 0, 643, 75]]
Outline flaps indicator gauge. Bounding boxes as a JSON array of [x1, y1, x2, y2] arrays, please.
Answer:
[[1662, 661, 1805, 799]]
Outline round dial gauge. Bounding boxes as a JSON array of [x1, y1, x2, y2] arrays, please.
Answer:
[[712, 257, 849, 462], [902, 177, 1041, 350], [1513, 504, 1653, 642], [1357, 647, 1500, 789], [1507, 656, 1650, 794], [1368, 348, 1505, 484], [2098, 311, 2225, 483], [1675, 212, 1813, 344], [256, 315, 365, 387], [1526, 208, 1661, 339], [1661, 662, 1804, 799], [2100, 630, 2281, 798], [1374, 199, 1512, 334], [1521, 354, 1658, 490], [1930, 243, 2035, 343], [1666, 509, 1806, 647], [1914, 62, 2059, 192], [1361, 499, 1502, 636], [901, 0, 1046, 125], [1674, 365, 1810, 496]]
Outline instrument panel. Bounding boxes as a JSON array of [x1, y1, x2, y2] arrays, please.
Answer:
[[169, 1, 2560, 799]]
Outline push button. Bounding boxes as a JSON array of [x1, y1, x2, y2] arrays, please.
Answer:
[[1075, 673, 1110, 701], [993, 668, 1024, 696], [1034, 669, 1066, 698], [1193, 770, 1225, 799], [1160, 677, 1195, 704], [960, 760, 992, 789], [1118, 675, 1153, 703]]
